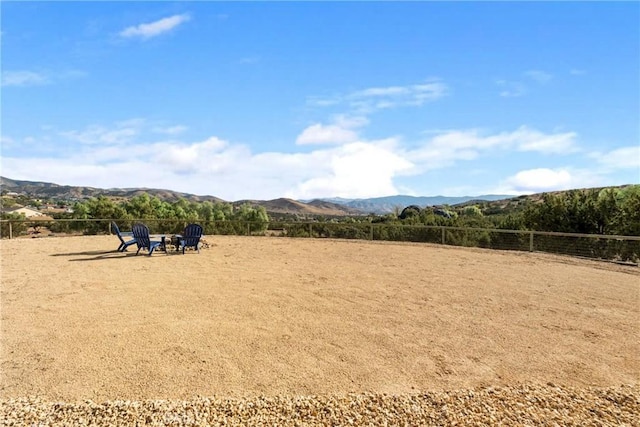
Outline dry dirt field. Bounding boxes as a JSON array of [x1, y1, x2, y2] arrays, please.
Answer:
[[1, 235, 638, 425]]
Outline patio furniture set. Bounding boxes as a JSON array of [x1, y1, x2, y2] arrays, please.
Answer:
[[112, 222, 203, 256]]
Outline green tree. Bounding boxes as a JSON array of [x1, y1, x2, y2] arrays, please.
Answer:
[[85, 196, 128, 220], [0, 197, 17, 209], [461, 205, 483, 217], [70, 196, 129, 234], [0, 212, 29, 237], [232, 203, 269, 233], [611, 185, 640, 236], [123, 193, 156, 219], [523, 193, 570, 232]]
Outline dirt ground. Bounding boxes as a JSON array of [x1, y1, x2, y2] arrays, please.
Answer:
[[1, 235, 638, 401]]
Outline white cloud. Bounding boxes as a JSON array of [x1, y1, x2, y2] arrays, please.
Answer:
[[2, 126, 413, 200], [592, 146, 640, 170], [153, 125, 188, 135], [296, 115, 369, 145], [496, 167, 606, 194], [512, 127, 578, 154], [61, 123, 141, 145], [353, 86, 409, 97], [333, 115, 369, 129], [308, 80, 448, 114], [0, 136, 16, 150], [496, 70, 552, 97], [306, 96, 341, 107], [409, 130, 485, 166], [505, 168, 573, 192], [524, 70, 552, 84], [288, 140, 414, 199], [1, 70, 48, 87], [1, 117, 611, 201], [60, 119, 190, 145], [348, 81, 447, 112], [570, 69, 587, 76], [152, 137, 229, 173], [496, 80, 526, 97], [1, 135, 14, 144], [296, 124, 359, 145], [119, 14, 191, 40], [1, 69, 86, 87], [409, 126, 579, 171]]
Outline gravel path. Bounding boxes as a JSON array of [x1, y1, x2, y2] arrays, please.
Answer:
[[2, 385, 638, 426]]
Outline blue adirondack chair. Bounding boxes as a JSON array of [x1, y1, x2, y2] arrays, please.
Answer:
[[131, 223, 165, 256], [112, 221, 137, 252], [177, 223, 203, 254]]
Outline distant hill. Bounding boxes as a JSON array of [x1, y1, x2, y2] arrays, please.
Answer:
[[0, 176, 225, 203], [1, 175, 511, 215], [5, 176, 628, 218], [233, 198, 361, 216], [454, 185, 635, 216], [0, 177, 357, 217], [309, 194, 514, 214]]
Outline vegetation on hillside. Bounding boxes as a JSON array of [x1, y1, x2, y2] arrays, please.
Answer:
[[372, 185, 640, 237], [14, 194, 270, 236], [2, 185, 638, 235], [1, 185, 638, 262]]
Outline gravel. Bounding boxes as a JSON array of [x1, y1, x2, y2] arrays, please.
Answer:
[[2, 384, 638, 426]]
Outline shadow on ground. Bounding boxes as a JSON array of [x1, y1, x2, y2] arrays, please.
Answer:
[[51, 249, 178, 261]]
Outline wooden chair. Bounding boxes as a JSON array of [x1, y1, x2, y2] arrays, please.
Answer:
[[177, 223, 203, 254], [131, 223, 164, 256], [112, 221, 137, 252]]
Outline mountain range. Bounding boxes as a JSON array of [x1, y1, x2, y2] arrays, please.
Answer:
[[310, 194, 513, 214], [0, 176, 512, 215]]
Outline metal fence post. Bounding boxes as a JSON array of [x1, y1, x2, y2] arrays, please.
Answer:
[[441, 227, 445, 245], [370, 224, 374, 240], [308, 223, 312, 237], [9, 222, 12, 239], [529, 231, 534, 252]]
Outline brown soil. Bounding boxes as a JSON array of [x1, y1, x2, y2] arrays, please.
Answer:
[[1, 235, 638, 401]]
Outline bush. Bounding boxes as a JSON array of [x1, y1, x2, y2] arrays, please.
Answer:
[[0, 214, 28, 238]]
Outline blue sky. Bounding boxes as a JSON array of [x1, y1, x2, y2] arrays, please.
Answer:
[[1, 2, 638, 201]]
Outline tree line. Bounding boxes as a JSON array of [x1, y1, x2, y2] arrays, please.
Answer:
[[1, 185, 638, 239], [1, 193, 269, 236], [373, 185, 639, 237]]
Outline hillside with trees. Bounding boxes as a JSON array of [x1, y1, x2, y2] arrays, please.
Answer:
[[64, 194, 269, 235], [367, 185, 639, 237], [2, 185, 638, 242]]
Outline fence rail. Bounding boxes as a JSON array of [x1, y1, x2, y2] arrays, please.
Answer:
[[1, 218, 638, 264]]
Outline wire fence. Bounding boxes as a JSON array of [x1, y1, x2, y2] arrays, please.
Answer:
[[1, 218, 639, 264]]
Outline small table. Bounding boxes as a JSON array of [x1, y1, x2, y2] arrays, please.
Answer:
[[172, 235, 183, 252], [150, 235, 167, 252]]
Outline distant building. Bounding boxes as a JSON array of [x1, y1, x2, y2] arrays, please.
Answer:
[[2, 206, 45, 218], [41, 206, 73, 214]]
